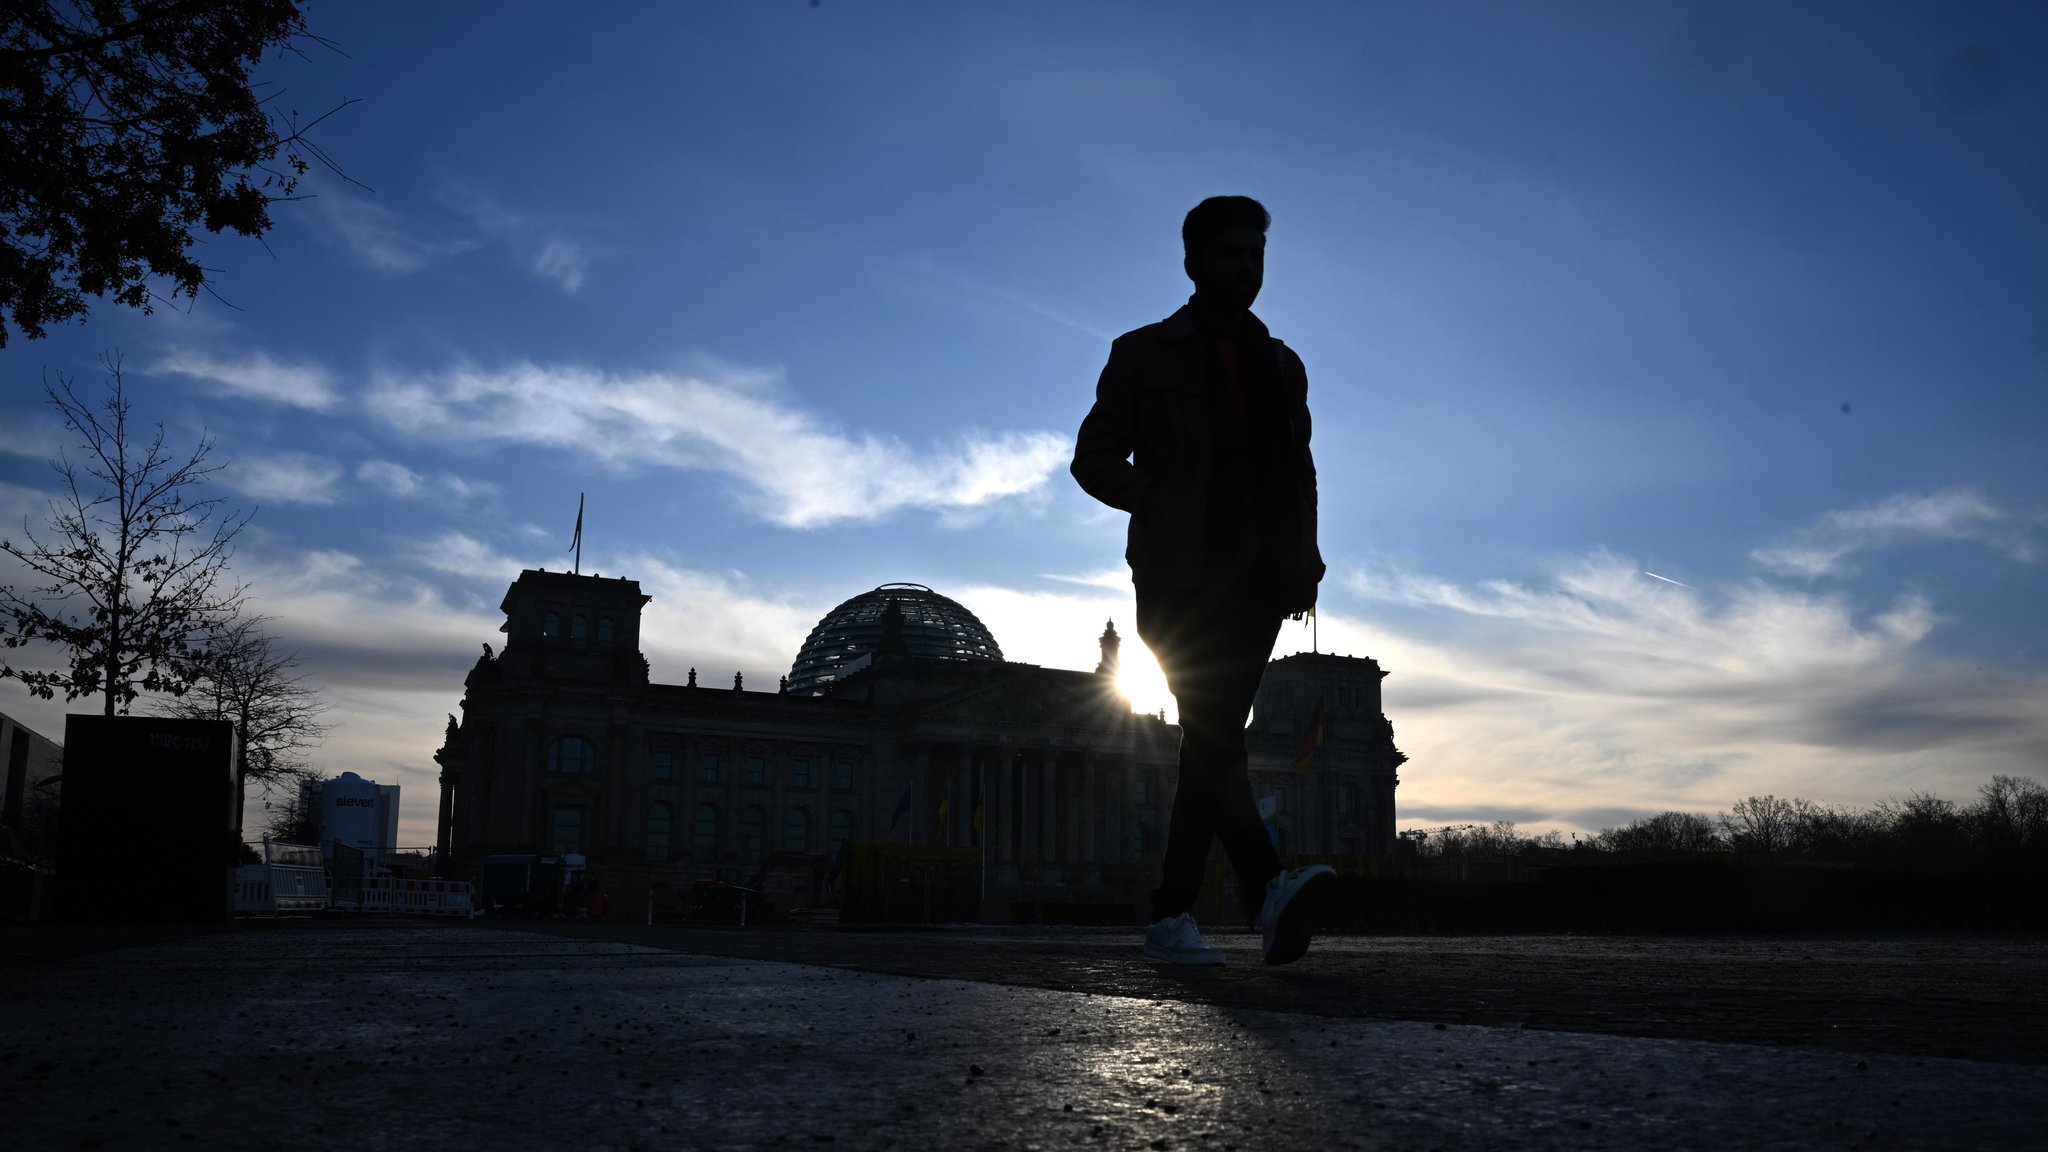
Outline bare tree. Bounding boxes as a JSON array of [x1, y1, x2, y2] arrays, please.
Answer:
[[1720, 794, 1799, 855], [1596, 811, 1724, 854], [0, 354, 248, 714], [261, 769, 324, 845], [1971, 775, 2048, 867], [155, 612, 330, 833]]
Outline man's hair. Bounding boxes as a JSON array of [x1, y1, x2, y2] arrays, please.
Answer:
[[1182, 196, 1270, 256]]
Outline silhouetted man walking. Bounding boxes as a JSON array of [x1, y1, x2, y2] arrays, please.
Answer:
[[1072, 196, 1336, 966]]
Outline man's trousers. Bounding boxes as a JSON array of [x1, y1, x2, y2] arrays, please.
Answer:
[[1136, 578, 1286, 927]]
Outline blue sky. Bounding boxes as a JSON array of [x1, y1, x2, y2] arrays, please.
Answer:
[[4, 1, 2044, 847]]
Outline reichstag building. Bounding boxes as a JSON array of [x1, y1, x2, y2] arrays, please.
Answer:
[[435, 569, 1406, 908]]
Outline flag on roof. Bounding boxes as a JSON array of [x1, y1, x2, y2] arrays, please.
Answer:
[[1291, 697, 1326, 774]]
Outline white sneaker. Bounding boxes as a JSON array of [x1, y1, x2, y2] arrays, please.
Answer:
[[1143, 913, 1227, 965], [1257, 865, 1337, 965]]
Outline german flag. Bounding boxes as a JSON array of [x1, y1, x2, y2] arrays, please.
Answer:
[[1291, 697, 1326, 774]]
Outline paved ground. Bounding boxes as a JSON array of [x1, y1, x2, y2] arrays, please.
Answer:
[[517, 921, 2048, 1066], [2, 920, 2044, 1151]]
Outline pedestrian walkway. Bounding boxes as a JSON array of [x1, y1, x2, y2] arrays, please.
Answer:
[[3, 922, 2042, 1150]]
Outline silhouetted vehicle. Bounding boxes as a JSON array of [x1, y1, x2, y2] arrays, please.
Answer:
[[480, 852, 587, 915], [684, 880, 774, 924]]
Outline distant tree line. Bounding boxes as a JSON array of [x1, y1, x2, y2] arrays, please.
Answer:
[[1403, 776, 2048, 873]]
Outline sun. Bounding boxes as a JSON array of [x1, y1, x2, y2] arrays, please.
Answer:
[[1115, 650, 1177, 724]]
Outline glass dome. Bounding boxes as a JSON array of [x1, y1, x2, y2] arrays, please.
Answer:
[[785, 583, 1003, 694]]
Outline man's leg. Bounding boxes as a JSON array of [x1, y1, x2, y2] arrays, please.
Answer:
[[1138, 584, 1285, 923], [1203, 605, 1286, 927]]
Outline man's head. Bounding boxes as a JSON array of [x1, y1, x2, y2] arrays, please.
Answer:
[[1182, 195, 1268, 313]]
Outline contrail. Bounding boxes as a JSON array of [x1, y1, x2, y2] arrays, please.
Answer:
[[1642, 570, 1693, 589]]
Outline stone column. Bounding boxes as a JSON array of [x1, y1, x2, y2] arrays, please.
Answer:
[[995, 745, 1015, 867], [1073, 750, 1089, 865], [1040, 750, 1056, 873], [1075, 749, 1096, 867], [954, 745, 974, 851], [434, 769, 455, 864], [913, 742, 931, 846]]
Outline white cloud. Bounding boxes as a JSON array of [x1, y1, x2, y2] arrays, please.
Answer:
[[355, 460, 501, 503], [311, 188, 477, 273], [153, 348, 341, 411], [1752, 488, 2035, 578], [405, 530, 525, 581], [363, 360, 1072, 528], [439, 185, 592, 294], [1337, 549, 2048, 833], [533, 239, 588, 292], [356, 459, 422, 498], [0, 413, 64, 459], [221, 450, 346, 506]]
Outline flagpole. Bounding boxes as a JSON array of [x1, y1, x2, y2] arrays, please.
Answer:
[[570, 492, 585, 575]]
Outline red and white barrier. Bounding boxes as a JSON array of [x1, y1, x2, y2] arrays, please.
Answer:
[[354, 876, 474, 917]]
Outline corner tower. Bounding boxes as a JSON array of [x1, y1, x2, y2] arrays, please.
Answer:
[[496, 569, 653, 686]]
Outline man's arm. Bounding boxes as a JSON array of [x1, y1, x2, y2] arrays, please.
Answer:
[[1071, 338, 1150, 512], [1286, 345, 1327, 598]]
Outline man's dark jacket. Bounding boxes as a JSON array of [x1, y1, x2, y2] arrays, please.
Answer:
[[1071, 303, 1324, 609]]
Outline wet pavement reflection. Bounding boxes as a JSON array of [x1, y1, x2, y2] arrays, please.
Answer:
[[3, 921, 2044, 1150]]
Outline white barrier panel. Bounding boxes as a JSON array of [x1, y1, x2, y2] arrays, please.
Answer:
[[234, 865, 273, 914], [355, 877, 473, 917], [234, 859, 330, 914]]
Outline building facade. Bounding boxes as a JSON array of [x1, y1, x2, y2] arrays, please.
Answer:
[[435, 570, 1406, 905], [1, 708, 63, 860], [315, 771, 401, 862]]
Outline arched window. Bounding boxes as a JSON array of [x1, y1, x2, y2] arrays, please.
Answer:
[[598, 616, 614, 641], [542, 611, 560, 638], [830, 810, 853, 854], [785, 807, 809, 852], [570, 613, 588, 639], [693, 804, 719, 853], [547, 736, 597, 774], [647, 803, 671, 861], [741, 806, 766, 855]]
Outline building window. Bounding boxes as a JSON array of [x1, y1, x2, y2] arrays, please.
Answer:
[[791, 758, 811, 787], [570, 613, 588, 639], [741, 806, 765, 855], [550, 806, 585, 854], [746, 755, 767, 785], [1337, 782, 1358, 815], [542, 611, 560, 638], [700, 753, 720, 783], [1343, 837, 1363, 857], [653, 750, 673, 781], [598, 616, 614, 641], [547, 736, 597, 775], [830, 810, 853, 854], [1134, 822, 1154, 858], [1135, 778, 1150, 806], [1272, 785, 1288, 812], [834, 758, 855, 789], [785, 807, 809, 851], [647, 803, 671, 861], [693, 804, 718, 853]]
